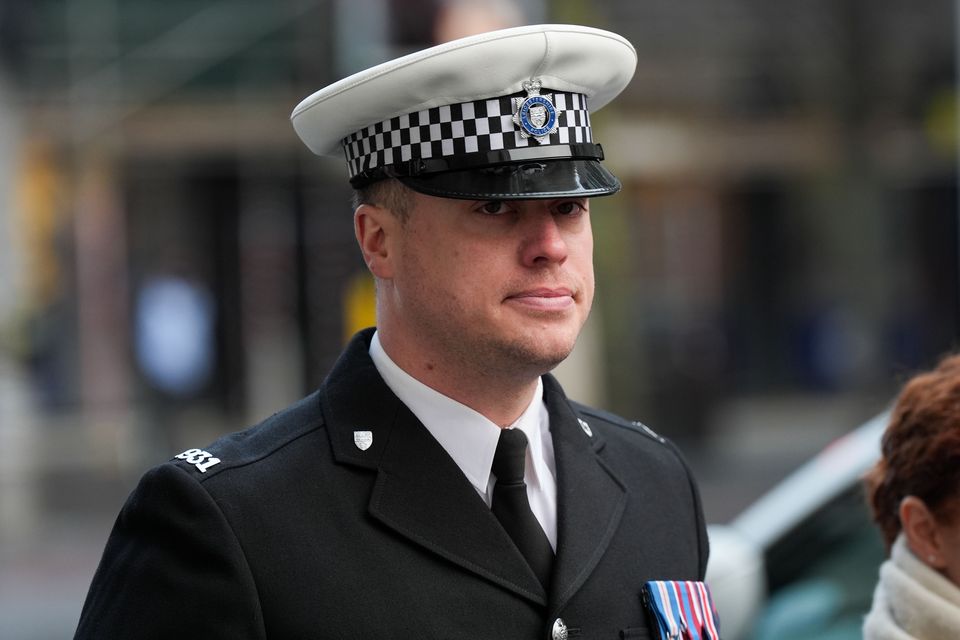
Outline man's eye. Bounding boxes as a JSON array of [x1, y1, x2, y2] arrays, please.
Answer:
[[555, 201, 585, 215], [479, 201, 508, 215]]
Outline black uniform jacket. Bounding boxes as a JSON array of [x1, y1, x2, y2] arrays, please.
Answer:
[[75, 330, 709, 640]]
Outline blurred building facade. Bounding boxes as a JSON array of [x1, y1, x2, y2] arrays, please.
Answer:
[[0, 0, 958, 528]]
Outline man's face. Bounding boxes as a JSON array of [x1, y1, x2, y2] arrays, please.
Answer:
[[383, 190, 595, 380]]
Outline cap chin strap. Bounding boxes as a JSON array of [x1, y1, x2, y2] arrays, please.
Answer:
[[349, 142, 605, 189]]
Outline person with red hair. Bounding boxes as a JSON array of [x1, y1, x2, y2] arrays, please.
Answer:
[[862, 353, 960, 639]]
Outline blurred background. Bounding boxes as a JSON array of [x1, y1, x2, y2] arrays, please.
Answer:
[[1, 0, 958, 637]]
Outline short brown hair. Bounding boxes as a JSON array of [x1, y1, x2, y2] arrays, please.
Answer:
[[864, 353, 960, 549], [351, 178, 413, 222]]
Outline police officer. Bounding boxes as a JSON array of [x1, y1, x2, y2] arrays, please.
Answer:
[[75, 24, 713, 640]]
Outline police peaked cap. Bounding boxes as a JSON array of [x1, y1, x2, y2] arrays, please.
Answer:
[[291, 24, 637, 200]]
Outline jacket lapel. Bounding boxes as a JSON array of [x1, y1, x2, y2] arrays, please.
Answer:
[[369, 405, 548, 604], [319, 330, 547, 605], [543, 375, 628, 613]]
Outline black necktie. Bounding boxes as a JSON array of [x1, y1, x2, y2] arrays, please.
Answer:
[[491, 428, 554, 588]]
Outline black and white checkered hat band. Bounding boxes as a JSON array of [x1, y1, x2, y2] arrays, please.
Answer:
[[342, 91, 592, 178]]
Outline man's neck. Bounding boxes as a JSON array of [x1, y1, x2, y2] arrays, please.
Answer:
[[374, 331, 541, 427]]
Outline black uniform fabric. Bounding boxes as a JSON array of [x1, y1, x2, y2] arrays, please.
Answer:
[[75, 329, 709, 639]]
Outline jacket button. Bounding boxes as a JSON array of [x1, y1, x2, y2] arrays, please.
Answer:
[[551, 618, 568, 640]]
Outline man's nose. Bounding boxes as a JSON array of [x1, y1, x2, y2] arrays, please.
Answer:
[[520, 212, 568, 267]]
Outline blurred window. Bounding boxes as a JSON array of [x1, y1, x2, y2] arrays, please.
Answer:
[[134, 276, 215, 397], [750, 486, 885, 640]]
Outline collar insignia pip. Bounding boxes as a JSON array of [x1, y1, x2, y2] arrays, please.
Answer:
[[354, 430, 373, 451]]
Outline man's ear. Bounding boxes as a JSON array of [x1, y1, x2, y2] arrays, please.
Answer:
[[354, 203, 395, 279], [900, 495, 948, 569]]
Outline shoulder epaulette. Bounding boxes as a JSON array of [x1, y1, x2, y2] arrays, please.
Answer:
[[169, 390, 325, 478], [570, 401, 668, 444]]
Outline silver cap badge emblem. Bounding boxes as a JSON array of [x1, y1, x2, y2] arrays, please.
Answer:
[[353, 430, 373, 451], [513, 80, 561, 144]]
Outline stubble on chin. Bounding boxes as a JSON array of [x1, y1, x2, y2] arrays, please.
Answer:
[[493, 301, 591, 377], [469, 326, 581, 381]]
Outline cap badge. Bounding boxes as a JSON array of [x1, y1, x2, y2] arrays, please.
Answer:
[[353, 430, 373, 451], [513, 80, 561, 144]]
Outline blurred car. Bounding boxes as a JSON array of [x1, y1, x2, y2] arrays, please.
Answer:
[[705, 410, 891, 640]]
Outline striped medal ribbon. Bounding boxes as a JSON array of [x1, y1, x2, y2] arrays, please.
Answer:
[[643, 580, 721, 640]]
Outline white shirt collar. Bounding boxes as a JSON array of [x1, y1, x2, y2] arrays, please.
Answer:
[[368, 331, 556, 547]]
